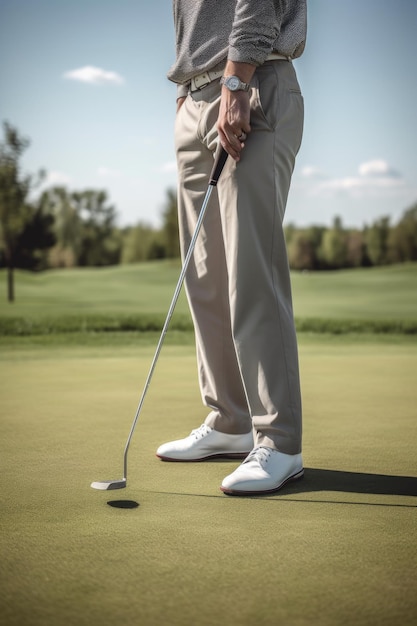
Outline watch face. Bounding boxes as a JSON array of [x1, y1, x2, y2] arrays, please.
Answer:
[[227, 76, 240, 90]]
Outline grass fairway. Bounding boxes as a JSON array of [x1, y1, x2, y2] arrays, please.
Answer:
[[1, 336, 416, 626], [1, 261, 417, 320]]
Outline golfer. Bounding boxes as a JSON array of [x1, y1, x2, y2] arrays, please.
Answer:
[[157, 0, 307, 495]]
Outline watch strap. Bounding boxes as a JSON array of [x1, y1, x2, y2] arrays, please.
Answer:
[[220, 75, 250, 92]]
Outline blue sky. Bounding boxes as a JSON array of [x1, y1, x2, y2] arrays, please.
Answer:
[[1, 0, 416, 229]]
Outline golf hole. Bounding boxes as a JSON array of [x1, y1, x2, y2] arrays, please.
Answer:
[[107, 500, 139, 509]]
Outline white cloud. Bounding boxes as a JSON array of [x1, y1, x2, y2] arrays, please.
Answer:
[[300, 165, 327, 179], [41, 171, 73, 188], [161, 161, 177, 173], [97, 166, 122, 179], [63, 65, 124, 85], [315, 175, 403, 197], [358, 159, 400, 179], [303, 159, 404, 197]]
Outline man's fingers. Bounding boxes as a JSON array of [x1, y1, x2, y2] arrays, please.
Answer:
[[218, 128, 248, 161], [217, 88, 251, 160]]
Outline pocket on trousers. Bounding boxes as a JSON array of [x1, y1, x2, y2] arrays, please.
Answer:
[[250, 70, 278, 132], [250, 64, 303, 132]]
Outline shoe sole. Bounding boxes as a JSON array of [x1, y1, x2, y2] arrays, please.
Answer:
[[156, 451, 251, 462], [220, 468, 304, 496]]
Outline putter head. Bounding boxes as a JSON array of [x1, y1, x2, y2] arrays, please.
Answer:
[[91, 479, 127, 490]]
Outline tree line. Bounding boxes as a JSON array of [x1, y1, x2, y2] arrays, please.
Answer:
[[285, 209, 417, 271], [1, 122, 417, 302]]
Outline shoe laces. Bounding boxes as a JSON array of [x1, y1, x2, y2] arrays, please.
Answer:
[[190, 424, 212, 440], [243, 446, 273, 467]]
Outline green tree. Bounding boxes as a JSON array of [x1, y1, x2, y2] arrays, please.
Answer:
[[387, 203, 417, 263], [287, 230, 316, 270], [319, 216, 348, 268], [161, 188, 180, 258], [346, 229, 366, 267], [306, 225, 326, 269], [121, 223, 154, 263], [0, 122, 44, 301], [45, 188, 121, 267], [41, 186, 82, 266], [72, 190, 120, 266], [14, 200, 56, 270], [365, 216, 390, 266]]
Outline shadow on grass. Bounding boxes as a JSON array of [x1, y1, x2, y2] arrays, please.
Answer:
[[149, 468, 417, 508], [300, 468, 417, 497], [257, 468, 417, 507], [239, 468, 417, 507]]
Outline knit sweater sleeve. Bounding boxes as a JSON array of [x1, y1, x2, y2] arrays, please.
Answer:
[[228, 0, 281, 65], [229, 0, 306, 65]]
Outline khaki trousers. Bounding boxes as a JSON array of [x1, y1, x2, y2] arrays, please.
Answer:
[[174, 60, 304, 454]]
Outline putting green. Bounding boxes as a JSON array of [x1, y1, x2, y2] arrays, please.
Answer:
[[1, 337, 416, 626]]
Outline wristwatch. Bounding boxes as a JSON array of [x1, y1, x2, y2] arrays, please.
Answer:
[[220, 75, 250, 92]]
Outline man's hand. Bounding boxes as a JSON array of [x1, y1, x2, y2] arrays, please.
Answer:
[[217, 61, 256, 161], [217, 89, 251, 161]]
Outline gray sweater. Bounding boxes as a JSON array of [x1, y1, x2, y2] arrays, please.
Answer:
[[168, 0, 307, 97]]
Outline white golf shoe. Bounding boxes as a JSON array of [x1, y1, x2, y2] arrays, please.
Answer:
[[156, 424, 254, 461], [221, 446, 304, 495]]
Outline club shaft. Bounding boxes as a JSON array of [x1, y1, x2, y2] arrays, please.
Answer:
[[122, 148, 228, 480]]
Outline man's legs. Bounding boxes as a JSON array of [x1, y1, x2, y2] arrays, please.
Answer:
[[220, 60, 304, 493], [156, 81, 253, 461], [219, 60, 304, 455], [157, 61, 304, 486]]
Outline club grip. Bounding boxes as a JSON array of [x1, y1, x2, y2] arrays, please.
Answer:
[[209, 146, 228, 186]]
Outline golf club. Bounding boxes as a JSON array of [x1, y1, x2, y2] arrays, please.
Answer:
[[91, 146, 229, 490]]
